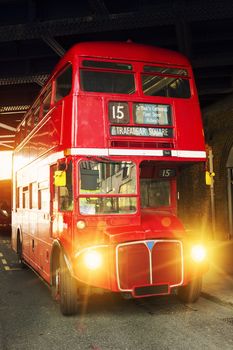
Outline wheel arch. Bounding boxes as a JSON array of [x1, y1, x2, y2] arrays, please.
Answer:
[[50, 240, 74, 285], [50, 240, 62, 286], [16, 226, 23, 254]]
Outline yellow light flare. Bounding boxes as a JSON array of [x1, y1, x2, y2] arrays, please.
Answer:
[[0, 151, 12, 180], [83, 250, 102, 270], [191, 244, 207, 263]]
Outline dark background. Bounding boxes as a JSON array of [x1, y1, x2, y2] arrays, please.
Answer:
[[0, 0, 233, 150]]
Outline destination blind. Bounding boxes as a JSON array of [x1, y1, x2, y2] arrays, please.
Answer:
[[110, 126, 173, 138]]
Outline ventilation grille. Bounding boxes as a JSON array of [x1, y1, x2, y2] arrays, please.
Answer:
[[111, 141, 174, 149]]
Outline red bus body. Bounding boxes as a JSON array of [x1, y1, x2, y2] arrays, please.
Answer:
[[11, 42, 207, 314]]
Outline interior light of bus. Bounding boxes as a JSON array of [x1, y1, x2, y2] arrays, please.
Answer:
[[83, 250, 102, 270], [191, 244, 206, 263]]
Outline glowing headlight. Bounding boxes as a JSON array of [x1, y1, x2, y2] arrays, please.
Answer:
[[191, 244, 206, 262], [83, 251, 102, 270], [77, 220, 86, 229]]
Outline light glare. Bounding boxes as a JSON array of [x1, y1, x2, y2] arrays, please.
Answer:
[[0, 151, 12, 180], [77, 220, 86, 229], [84, 251, 102, 270], [191, 245, 206, 262]]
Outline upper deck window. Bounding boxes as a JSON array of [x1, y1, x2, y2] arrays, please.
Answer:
[[142, 65, 191, 98], [83, 60, 132, 71], [55, 65, 72, 102], [80, 60, 135, 94], [41, 84, 52, 117], [144, 66, 188, 76]]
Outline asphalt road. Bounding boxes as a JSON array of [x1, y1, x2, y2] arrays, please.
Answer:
[[1, 234, 233, 350]]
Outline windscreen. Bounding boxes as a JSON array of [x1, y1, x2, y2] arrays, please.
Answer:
[[79, 160, 137, 215]]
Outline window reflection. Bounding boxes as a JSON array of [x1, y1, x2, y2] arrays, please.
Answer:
[[142, 74, 191, 98], [79, 161, 137, 215]]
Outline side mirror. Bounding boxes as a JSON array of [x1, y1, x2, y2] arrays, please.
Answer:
[[54, 170, 66, 187]]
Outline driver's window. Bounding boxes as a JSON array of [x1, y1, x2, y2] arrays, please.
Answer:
[[140, 179, 170, 208]]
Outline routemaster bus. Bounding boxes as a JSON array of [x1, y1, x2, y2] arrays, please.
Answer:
[[12, 41, 207, 315]]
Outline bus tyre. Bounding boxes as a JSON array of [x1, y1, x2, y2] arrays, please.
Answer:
[[59, 253, 78, 316], [177, 277, 202, 303]]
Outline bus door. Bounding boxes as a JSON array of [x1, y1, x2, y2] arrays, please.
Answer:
[[37, 181, 50, 273], [21, 185, 30, 261], [50, 161, 74, 244]]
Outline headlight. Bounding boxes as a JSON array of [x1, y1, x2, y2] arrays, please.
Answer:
[[77, 220, 86, 229], [83, 250, 102, 270], [191, 244, 206, 262]]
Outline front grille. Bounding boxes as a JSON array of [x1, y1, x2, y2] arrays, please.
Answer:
[[152, 242, 182, 285], [118, 243, 150, 289], [117, 240, 183, 292]]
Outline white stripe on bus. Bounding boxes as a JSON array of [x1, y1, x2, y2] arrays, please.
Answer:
[[66, 148, 206, 158]]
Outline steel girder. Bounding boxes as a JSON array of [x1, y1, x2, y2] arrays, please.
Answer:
[[0, 1, 232, 43]]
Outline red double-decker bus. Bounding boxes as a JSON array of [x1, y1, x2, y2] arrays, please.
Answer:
[[12, 41, 207, 315]]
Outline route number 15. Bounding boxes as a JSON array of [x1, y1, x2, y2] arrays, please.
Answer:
[[109, 102, 129, 124]]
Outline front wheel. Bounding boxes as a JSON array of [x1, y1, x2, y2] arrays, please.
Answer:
[[177, 277, 202, 303], [52, 252, 79, 316]]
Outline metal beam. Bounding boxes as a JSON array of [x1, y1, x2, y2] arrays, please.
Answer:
[[0, 123, 17, 131], [176, 21, 191, 58], [0, 135, 15, 138], [88, 0, 109, 16], [27, 0, 37, 23], [198, 87, 233, 96], [42, 36, 66, 57], [0, 1, 233, 43], [192, 53, 233, 68], [0, 105, 30, 113], [0, 142, 14, 149], [0, 74, 49, 86], [0, 140, 14, 143]]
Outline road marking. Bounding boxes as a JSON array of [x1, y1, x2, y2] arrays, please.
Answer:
[[4, 266, 10, 271], [0, 253, 3, 257], [1, 259, 7, 265]]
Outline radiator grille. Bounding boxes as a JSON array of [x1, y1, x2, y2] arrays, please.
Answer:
[[118, 243, 150, 289], [117, 240, 183, 292]]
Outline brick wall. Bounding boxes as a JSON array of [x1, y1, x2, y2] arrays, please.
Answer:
[[178, 95, 233, 240]]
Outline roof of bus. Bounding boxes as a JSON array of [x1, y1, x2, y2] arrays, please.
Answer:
[[54, 41, 191, 73]]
